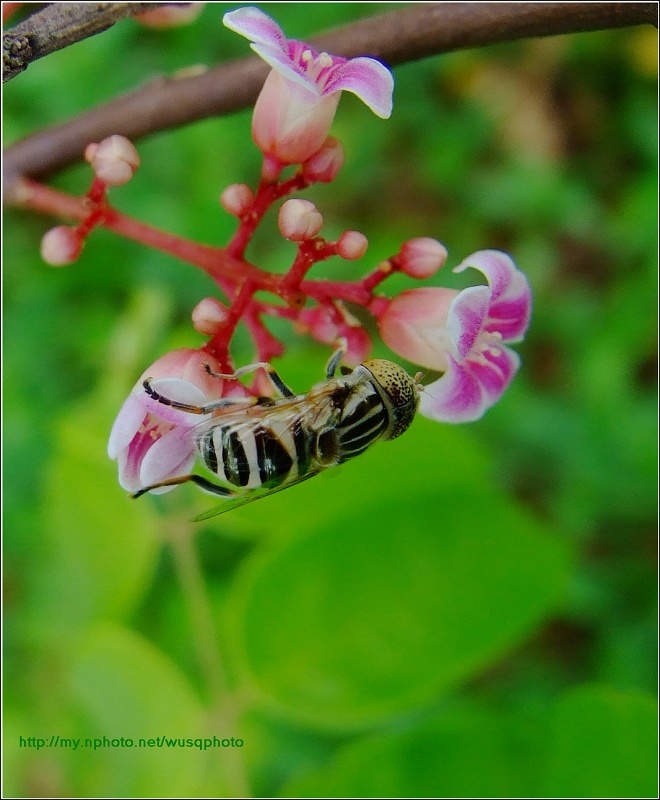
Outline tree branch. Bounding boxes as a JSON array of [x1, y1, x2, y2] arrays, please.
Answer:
[[4, 2, 657, 194], [2, 2, 188, 83]]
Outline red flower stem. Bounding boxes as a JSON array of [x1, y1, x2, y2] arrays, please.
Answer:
[[360, 259, 395, 292], [86, 176, 108, 204], [280, 239, 339, 300], [227, 172, 310, 259], [205, 279, 257, 362], [244, 307, 286, 362], [301, 278, 372, 306], [13, 178, 396, 322], [16, 178, 280, 293]]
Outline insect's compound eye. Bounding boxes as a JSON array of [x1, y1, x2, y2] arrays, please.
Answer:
[[361, 359, 419, 440], [361, 359, 417, 408]]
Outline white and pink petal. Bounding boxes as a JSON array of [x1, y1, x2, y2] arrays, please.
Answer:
[[323, 57, 394, 117], [223, 7, 288, 54], [447, 285, 491, 362], [419, 343, 520, 424], [139, 428, 198, 493]]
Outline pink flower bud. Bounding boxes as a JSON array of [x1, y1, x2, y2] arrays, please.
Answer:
[[136, 4, 205, 28], [278, 199, 323, 241], [84, 142, 98, 163], [397, 238, 448, 279], [192, 297, 230, 336], [89, 135, 140, 186], [297, 306, 339, 343], [220, 183, 255, 216], [302, 137, 345, 183], [40, 226, 83, 266], [337, 230, 368, 260], [340, 324, 372, 366], [252, 70, 340, 165]]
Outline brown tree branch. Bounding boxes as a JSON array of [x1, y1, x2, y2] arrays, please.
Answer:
[[4, 2, 657, 195], [2, 2, 191, 83]]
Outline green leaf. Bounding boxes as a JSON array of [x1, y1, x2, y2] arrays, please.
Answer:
[[542, 685, 658, 798], [227, 424, 572, 729], [37, 398, 159, 634], [282, 704, 525, 797], [68, 622, 227, 797]]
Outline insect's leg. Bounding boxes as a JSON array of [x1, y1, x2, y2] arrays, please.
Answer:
[[325, 337, 349, 378], [132, 474, 240, 499], [142, 379, 259, 414], [205, 362, 295, 398]]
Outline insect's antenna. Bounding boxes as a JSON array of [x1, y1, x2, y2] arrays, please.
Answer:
[[326, 337, 348, 378], [414, 370, 429, 389]]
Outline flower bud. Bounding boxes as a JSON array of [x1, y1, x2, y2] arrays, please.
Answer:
[[40, 226, 83, 266], [296, 306, 339, 343], [337, 230, 368, 260], [88, 135, 140, 186], [252, 69, 341, 166], [84, 142, 98, 163], [340, 324, 372, 366], [302, 137, 345, 183], [192, 297, 230, 336], [220, 183, 255, 216], [136, 4, 205, 28], [278, 199, 323, 241], [397, 238, 448, 279]]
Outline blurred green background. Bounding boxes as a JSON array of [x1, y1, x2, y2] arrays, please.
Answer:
[[3, 3, 657, 797]]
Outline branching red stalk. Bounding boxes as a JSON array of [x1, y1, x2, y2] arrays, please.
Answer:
[[15, 176, 400, 361]]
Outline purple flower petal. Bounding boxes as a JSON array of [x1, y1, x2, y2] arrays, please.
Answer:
[[447, 285, 490, 362], [419, 357, 487, 423], [223, 7, 288, 54], [486, 295, 532, 343], [419, 345, 520, 423], [323, 57, 394, 118], [108, 393, 148, 458], [470, 346, 520, 405], [250, 42, 321, 96], [454, 249, 532, 342]]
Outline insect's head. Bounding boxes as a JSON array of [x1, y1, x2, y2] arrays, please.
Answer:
[[360, 359, 420, 439]]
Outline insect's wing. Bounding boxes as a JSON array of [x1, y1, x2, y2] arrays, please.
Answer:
[[190, 384, 341, 522], [191, 466, 323, 522], [191, 388, 323, 435]]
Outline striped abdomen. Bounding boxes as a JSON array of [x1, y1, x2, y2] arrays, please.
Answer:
[[199, 418, 310, 489]]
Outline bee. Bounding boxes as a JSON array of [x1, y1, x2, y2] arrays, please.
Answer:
[[132, 341, 420, 520]]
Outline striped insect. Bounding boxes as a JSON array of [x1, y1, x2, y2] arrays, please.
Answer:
[[132, 342, 420, 520]]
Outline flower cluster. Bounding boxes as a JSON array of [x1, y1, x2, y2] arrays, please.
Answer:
[[38, 6, 533, 498]]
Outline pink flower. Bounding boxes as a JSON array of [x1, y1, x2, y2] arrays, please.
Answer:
[[223, 6, 393, 166], [296, 306, 372, 365], [377, 250, 532, 422], [108, 348, 233, 494]]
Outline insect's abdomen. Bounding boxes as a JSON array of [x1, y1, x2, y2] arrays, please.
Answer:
[[335, 385, 388, 461], [200, 419, 311, 489]]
